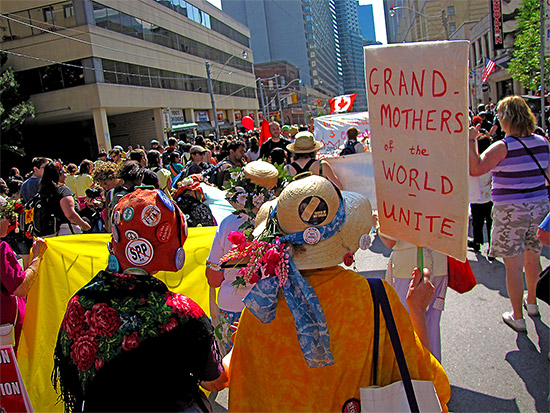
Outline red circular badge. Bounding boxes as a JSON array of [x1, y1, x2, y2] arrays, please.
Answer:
[[343, 252, 354, 266], [156, 222, 174, 243], [342, 398, 360, 413]]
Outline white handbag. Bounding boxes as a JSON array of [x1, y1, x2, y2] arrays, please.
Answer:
[[361, 279, 441, 413], [0, 311, 17, 347]]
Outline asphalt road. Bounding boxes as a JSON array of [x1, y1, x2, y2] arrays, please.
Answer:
[[211, 235, 550, 412]]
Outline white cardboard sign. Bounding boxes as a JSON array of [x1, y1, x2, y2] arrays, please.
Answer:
[[365, 41, 469, 261], [314, 112, 370, 155]]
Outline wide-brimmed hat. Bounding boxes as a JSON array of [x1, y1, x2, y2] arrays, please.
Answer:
[[189, 145, 206, 154], [243, 160, 279, 189], [111, 188, 187, 274], [254, 175, 372, 270], [289, 126, 299, 137], [286, 132, 324, 153]]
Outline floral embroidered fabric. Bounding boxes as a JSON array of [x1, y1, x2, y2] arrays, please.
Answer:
[[53, 270, 220, 412]]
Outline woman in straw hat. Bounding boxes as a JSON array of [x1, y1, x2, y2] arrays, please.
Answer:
[[285, 131, 343, 189], [206, 160, 289, 355], [53, 188, 228, 412], [222, 174, 450, 411]]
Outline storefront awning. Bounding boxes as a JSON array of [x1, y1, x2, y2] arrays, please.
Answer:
[[196, 121, 214, 131], [172, 122, 198, 131]]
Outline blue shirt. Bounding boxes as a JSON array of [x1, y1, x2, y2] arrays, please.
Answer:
[[20, 176, 40, 204]]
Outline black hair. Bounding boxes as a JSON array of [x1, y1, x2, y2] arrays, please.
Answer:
[[147, 150, 161, 167], [269, 148, 286, 166], [168, 137, 177, 146], [141, 169, 160, 189], [249, 137, 259, 152], [39, 161, 61, 195], [228, 140, 245, 152], [169, 151, 181, 163], [79, 159, 93, 175], [116, 161, 143, 181]]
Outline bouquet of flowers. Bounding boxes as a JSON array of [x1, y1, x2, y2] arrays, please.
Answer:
[[220, 213, 290, 288], [0, 199, 24, 235]]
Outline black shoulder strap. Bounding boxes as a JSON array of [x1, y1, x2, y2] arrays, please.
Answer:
[[290, 159, 316, 174], [509, 136, 550, 183], [367, 278, 420, 413]]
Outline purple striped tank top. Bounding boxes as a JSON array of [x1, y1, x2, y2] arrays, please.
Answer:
[[491, 134, 549, 205]]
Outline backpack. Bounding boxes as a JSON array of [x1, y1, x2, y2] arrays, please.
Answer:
[[202, 161, 230, 186], [340, 140, 357, 156], [23, 192, 64, 237]]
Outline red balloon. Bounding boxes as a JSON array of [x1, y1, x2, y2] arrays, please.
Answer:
[[242, 116, 254, 130]]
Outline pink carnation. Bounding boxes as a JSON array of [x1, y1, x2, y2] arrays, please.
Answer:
[[228, 231, 246, 246]]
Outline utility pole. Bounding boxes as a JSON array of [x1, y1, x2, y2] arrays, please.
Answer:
[[274, 74, 284, 123], [257, 78, 267, 121], [205, 62, 220, 140]]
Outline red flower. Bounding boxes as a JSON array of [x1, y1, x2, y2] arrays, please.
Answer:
[[95, 357, 105, 371], [248, 272, 261, 284], [14, 202, 24, 213], [166, 293, 204, 318], [159, 317, 178, 333], [70, 332, 98, 371], [85, 303, 121, 337], [122, 332, 140, 351], [228, 231, 246, 246], [63, 297, 86, 340], [264, 248, 281, 276]]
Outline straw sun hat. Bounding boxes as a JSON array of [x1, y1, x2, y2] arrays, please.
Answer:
[[254, 174, 372, 270], [243, 160, 279, 189], [287, 131, 324, 153]]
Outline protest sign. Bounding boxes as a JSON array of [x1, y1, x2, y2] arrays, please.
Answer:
[[0, 345, 33, 412], [365, 41, 469, 261], [314, 112, 370, 155]]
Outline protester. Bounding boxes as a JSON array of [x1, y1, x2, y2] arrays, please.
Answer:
[[259, 121, 291, 160], [147, 150, 172, 198], [64, 164, 78, 195], [469, 95, 550, 331], [285, 131, 343, 189], [21, 157, 50, 204], [36, 162, 91, 236], [185, 145, 210, 176], [109, 160, 144, 211], [206, 160, 284, 355], [129, 148, 148, 167], [225, 175, 450, 411], [167, 151, 184, 179], [108, 148, 123, 164], [246, 137, 260, 162], [52, 189, 228, 412], [92, 161, 122, 233], [213, 140, 246, 189], [0, 218, 47, 350], [74, 160, 94, 198]]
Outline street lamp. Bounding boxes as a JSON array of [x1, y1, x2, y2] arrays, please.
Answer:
[[206, 50, 248, 140], [389, 4, 448, 42]]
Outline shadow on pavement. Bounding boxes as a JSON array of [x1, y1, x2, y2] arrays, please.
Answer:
[[504, 321, 550, 412], [448, 385, 519, 412], [469, 254, 509, 298]]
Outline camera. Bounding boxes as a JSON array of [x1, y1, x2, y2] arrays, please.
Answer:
[[86, 187, 102, 199]]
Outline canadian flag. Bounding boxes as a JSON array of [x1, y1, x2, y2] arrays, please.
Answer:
[[329, 93, 357, 114]]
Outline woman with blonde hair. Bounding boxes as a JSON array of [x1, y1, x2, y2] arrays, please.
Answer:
[[469, 95, 550, 332]]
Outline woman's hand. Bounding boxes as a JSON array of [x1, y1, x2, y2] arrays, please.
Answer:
[[468, 123, 481, 141], [80, 221, 92, 231], [32, 238, 48, 260]]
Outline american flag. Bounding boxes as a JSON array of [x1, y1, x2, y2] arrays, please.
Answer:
[[481, 58, 496, 82]]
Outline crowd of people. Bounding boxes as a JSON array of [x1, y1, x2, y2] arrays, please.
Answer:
[[0, 95, 549, 411]]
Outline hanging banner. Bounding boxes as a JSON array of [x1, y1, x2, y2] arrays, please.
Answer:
[[365, 41, 469, 261], [490, 0, 504, 50], [314, 112, 370, 156], [0, 346, 33, 412]]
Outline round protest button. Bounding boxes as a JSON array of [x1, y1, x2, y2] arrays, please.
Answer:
[[125, 238, 154, 266], [113, 210, 121, 226], [359, 233, 372, 250], [125, 230, 139, 240], [157, 189, 174, 212], [141, 205, 161, 227], [303, 227, 322, 245], [156, 221, 174, 243], [299, 196, 329, 226], [122, 207, 134, 222], [175, 247, 185, 270], [108, 254, 120, 273], [112, 224, 120, 243]]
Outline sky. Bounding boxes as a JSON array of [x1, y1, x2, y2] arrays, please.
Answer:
[[206, 0, 387, 44]]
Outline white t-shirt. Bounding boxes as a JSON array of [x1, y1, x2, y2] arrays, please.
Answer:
[[207, 213, 254, 312]]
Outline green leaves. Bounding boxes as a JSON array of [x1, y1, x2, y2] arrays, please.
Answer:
[[507, 0, 550, 91]]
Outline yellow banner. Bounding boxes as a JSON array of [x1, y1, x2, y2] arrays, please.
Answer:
[[17, 228, 216, 412]]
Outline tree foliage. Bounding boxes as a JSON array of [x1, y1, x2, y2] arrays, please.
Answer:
[[507, 0, 550, 91], [0, 52, 35, 148]]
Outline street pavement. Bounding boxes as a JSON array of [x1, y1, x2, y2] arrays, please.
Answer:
[[211, 235, 550, 412]]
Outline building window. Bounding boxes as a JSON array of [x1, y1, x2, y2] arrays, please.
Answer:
[[43, 7, 55, 22], [304, 5, 311, 12], [63, 4, 74, 18], [306, 23, 313, 30], [447, 6, 455, 16], [305, 14, 311, 21], [448, 22, 456, 34]]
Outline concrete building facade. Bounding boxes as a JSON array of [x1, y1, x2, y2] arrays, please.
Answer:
[[1, 0, 257, 162]]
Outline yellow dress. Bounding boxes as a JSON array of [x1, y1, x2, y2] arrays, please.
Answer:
[[229, 266, 450, 412]]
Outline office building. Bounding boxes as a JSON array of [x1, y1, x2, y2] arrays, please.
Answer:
[[221, 0, 343, 98], [334, 0, 367, 112], [358, 4, 376, 42], [1, 0, 257, 161]]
